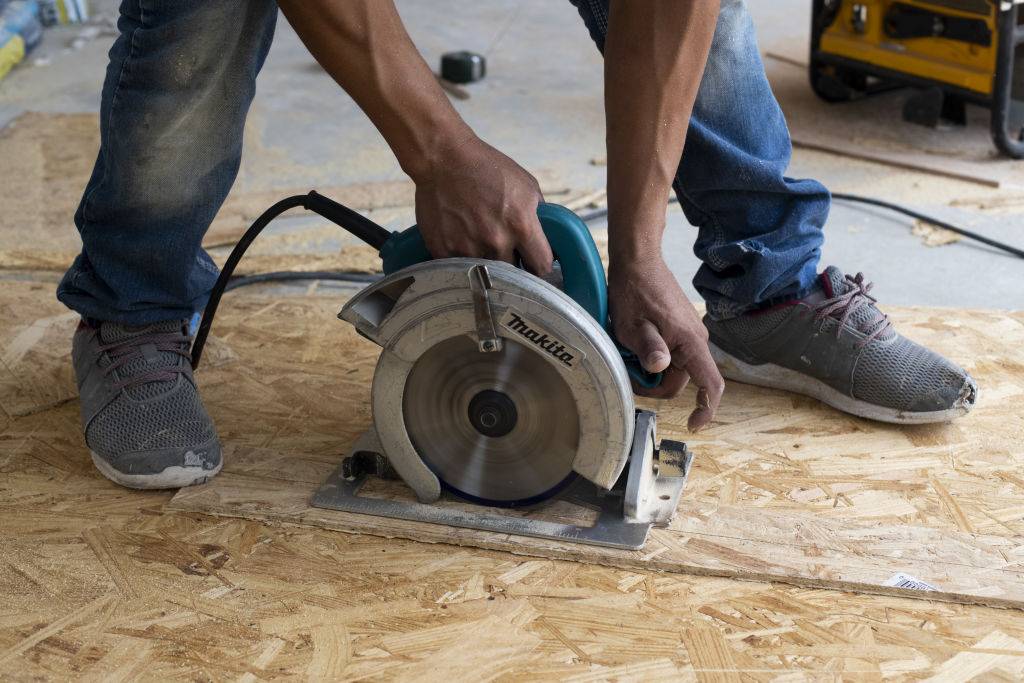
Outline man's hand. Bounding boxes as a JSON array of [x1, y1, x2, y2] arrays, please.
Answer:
[[278, 0, 550, 276], [411, 135, 553, 275], [609, 256, 724, 431], [600, 1, 721, 428]]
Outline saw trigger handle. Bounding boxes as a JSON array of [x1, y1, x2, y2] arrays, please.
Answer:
[[618, 348, 662, 390], [378, 203, 663, 389]]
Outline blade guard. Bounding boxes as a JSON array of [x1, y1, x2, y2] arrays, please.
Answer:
[[378, 203, 662, 389], [340, 259, 636, 504]]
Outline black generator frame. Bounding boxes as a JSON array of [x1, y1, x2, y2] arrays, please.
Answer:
[[809, 0, 1024, 159]]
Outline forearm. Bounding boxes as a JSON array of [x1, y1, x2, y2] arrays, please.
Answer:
[[278, 0, 472, 181], [604, 1, 718, 266]]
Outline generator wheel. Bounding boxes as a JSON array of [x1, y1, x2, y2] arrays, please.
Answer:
[[810, 60, 868, 103]]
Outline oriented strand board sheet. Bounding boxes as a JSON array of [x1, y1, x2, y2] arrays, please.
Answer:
[[171, 457, 1024, 609], [6, 281, 1024, 679], [165, 291, 1024, 609], [0, 112, 417, 272]]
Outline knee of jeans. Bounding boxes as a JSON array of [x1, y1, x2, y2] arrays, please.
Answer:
[[148, 38, 257, 105], [115, 152, 237, 221], [134, 1, 272, 103], [694, 1, 761, 102], [705, 239, 770, 274]]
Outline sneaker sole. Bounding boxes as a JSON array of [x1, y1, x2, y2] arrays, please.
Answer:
[[709, 342, 972, 425], [91, 451, 222, 490]]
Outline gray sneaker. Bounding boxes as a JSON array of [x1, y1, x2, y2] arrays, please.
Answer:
[[72, 318, 221, 489], [705, 267, 978, 424]]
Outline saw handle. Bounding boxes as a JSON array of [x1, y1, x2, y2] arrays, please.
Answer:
[[378, 203, 663, 390]]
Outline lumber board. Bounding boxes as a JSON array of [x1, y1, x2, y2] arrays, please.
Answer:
[[791, 137, 1008, 189], [163, 291, 1024, 610], [6, 281, 1024, 679], [169, 457, 1024, 610]]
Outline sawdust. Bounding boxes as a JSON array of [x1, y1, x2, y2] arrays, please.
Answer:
[[950, 194, 1024, 215], [911, 221, 963, 247]]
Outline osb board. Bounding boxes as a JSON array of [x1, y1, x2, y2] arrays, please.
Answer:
[[5, 282, 1024, 679], [155, 287, 1024, 609], [0, 112, 583, 275], [170, 453, 1024, 610], [0, 112, 417, 272]]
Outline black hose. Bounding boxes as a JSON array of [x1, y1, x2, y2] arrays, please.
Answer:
[[224, 270, 382, 291], [830, 193, 1024, 259], [191, 188, 1021, 369], [579, 194, 1024, 259], [190, 191, 392, 369]]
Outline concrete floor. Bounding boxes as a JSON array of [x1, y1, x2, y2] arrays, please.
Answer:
[[1, 0, 1021, 309]]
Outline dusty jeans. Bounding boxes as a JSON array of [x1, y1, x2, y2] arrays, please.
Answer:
[[570, 0, 830, 318], [58, 0, 829, 323]]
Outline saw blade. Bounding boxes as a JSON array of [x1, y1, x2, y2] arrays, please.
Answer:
[[402, 334, 580, 506]]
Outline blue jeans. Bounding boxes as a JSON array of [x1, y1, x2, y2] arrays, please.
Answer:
[[58, 0, 829, 323]]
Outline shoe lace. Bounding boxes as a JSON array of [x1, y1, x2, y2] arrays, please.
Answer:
[[98, 326, 192, 391], [812, 272, 892, 347]]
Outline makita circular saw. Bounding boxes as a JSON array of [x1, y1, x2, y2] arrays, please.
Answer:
[[192, 192, 694, 549]]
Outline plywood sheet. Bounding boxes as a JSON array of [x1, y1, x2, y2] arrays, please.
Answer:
[[0, 112, 418, 272], [5, 280, 1024, 679], [170, 456, 1024, 610], [164, 290, 1024, 609]]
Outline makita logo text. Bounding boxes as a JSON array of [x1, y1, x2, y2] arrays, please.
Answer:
[[504, 313, 576, 367]]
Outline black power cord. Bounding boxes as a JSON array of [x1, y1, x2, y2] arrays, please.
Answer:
[[193, 189, 1022, 369], [224, 270, 381, 292], [190, 191, 392, 369], [578, 194, 1024, 259], [830, 193, 1024, 259]]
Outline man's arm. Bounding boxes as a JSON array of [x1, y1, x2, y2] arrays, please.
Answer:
[[277, 0, 552, 273], [604, 1, 724, 430]]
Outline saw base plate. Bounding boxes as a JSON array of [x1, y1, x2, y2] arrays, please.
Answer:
[[312, 467, 651, 550], [311, 412, 692, 551]]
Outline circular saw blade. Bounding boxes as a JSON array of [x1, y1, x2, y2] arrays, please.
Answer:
[[402, 334, 580, 506]]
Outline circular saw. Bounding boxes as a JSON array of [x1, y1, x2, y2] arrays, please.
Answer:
[[339, 203, 675, 509], [343, 256, 638, 507], [190, 193, 693, 549]]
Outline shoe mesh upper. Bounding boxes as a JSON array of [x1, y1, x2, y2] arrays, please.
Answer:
[[99, 320, 189, 401], [83, 320, 216, 457], [723, 306, 797, 341], [851, 335, 971, 412], [709, 267, 976, 415], [86, 376, 215, 454]]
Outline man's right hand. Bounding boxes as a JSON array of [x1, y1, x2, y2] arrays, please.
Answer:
[[278, 1, 551, 274], [411, 135, 554, 276], [609, 255, 724, 431]]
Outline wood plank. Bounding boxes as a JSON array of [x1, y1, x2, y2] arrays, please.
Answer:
[[791, 136, 1010, 189], [162, 291, 1024, 611], [6, 281, 1024, 679], [168, 467, 1024, 610]]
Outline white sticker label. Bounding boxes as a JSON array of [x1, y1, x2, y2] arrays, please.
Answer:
[[500, 308, 584, 370], [883, 572, 939, 592]]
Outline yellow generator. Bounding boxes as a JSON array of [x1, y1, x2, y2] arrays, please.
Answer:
[[810, 0, 1024, 157]]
